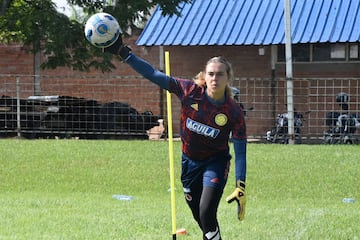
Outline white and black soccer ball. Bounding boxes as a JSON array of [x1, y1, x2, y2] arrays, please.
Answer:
[[84, 12, 121, 48]]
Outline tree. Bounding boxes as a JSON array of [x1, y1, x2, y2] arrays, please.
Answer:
[[0, 0, 192, 72]]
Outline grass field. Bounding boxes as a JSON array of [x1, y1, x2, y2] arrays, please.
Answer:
[[0, 139, 359, 239]]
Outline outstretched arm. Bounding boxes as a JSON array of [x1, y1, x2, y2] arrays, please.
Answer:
[[104, 35, 171, 90], [125, 54, 171, 90]]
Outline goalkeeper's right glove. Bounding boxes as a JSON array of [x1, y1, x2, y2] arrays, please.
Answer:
[[226, 180, 246, 221], [103, 34, 131, 61]]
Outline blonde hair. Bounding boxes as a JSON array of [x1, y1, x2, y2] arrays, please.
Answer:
[[193, 56, 234, 98], [193, 71, 206, 85]]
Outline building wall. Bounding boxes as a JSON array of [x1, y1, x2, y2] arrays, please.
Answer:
[[1, 40, 359, 139], [160, 45, 273, 136], [0, 36, 162, 114], [0, 44, 34, 74]]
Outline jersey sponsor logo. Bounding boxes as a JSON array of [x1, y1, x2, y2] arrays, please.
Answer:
[[186, 118, 220, 138], [215, 113, 227, 126]]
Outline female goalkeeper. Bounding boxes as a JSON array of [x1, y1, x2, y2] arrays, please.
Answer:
[[105, 36, 247, 240]]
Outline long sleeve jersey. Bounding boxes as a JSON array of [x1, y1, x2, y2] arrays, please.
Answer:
[[125, 53, 247, 182]]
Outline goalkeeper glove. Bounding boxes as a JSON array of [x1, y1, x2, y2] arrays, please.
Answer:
[[226, 180, 246, 221], [103, 35, 131, 61]]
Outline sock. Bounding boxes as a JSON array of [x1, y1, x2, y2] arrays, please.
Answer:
[[205, 227, 221, 240]]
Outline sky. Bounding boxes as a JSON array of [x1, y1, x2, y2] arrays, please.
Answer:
[[52, 0, 72, 16]]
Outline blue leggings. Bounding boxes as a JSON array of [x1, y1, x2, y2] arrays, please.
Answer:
[[181, 154, 230, 239]]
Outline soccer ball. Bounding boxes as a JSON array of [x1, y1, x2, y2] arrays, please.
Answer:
[[84, 12, 121, 48]]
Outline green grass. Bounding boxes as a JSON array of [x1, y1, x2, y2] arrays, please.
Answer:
[[0, 140, 359, 239]]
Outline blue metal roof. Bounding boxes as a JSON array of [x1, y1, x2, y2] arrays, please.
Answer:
[[136, 0, 360, 46]]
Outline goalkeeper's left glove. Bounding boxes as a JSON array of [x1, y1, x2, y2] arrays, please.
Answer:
[[226, 180, 246, 221], [103, 34, 131, 61]]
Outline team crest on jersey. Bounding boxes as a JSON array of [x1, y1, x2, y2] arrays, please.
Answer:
[[215, 113, 227, 126], [186, 118, 220, 138], [190, 103, 199, 111]]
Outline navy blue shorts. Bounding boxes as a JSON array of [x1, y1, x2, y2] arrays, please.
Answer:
[[181, 152, 231, 191]]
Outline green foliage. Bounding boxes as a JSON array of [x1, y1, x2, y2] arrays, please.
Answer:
[[0, 140, 359, 239], [0, 0, 192, 72]]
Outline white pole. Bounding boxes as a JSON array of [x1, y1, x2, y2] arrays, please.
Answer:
[[284, 0, 295, 144], [159, 46, 164, 71], [16, 77, 21, 138]]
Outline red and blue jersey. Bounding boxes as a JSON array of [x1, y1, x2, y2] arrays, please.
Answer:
[[169, 78, 246, 160], [126, 53, 247, 181]]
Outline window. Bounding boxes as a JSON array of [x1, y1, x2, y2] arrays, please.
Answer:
[[277, 43, 360, 62], [330, 44, 346, 59], [277, 44, 310, 62], [349, 43, 359, 60], [312, 43, 331, 61]]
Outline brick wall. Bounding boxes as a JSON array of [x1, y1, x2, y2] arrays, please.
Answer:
[[0, 44, 34, 74], [1, 40, 360, 139]]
